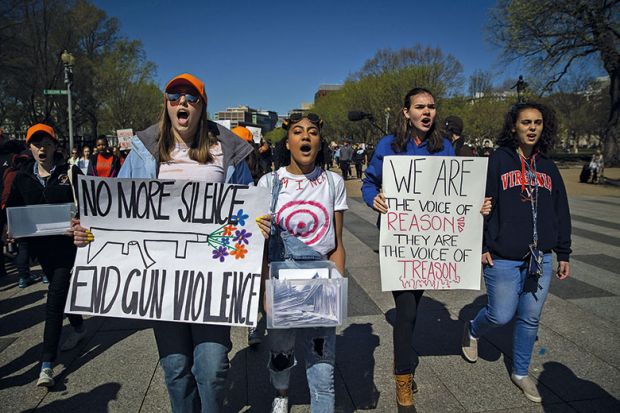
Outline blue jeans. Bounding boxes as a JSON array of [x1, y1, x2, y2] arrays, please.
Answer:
[[268, 327, 336, 413], [154, 322, 231, 413], [470, 254, 552, 376]]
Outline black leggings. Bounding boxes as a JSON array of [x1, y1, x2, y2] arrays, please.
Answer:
[[29, 237, 83, 362], [392, 290, 424, 375]]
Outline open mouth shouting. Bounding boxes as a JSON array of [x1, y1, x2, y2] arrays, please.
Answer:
[[299, 142, 313, 157], [420, 117, 432, 129], [177, 108, 190, 128]]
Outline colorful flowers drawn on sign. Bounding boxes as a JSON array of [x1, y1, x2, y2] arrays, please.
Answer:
[[208, 209, 252, 262]]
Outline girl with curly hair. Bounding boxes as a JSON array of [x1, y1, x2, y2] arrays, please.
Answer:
[[461, 102, 572, 403], [258, 112, 347, 413]]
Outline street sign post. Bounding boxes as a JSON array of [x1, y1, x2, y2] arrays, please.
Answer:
[[43, 89, 68, 95]]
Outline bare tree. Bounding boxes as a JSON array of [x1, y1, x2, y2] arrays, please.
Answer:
[[469, 70, 494, 98], [488, 0, 620, 164]]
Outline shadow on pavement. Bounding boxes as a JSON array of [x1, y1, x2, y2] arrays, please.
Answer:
[[0, 317, 147, 391], [383, 294, 507, 364], [539, 361, 620, 411], [0, 290, 47, 317], [22, 382, 121, 413], [336, 323, 380, 410]]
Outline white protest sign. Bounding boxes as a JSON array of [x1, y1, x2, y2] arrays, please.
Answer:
[[214, 120, 231, 129], [65, 176, 270, 327], [380, 156, 488, 291], [116, 128, 133, 150], [246, 126, 262, 144]]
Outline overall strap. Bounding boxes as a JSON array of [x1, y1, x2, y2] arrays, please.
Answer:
[[269, 171, 281, 235]]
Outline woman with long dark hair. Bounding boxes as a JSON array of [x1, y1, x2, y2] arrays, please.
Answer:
[[461, 102, 571, 403], [362, 87, 454, 410]]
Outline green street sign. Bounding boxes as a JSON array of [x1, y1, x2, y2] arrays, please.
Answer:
[[43, 89, 68, 95]]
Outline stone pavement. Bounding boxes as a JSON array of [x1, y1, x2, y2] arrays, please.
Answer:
[[0, 168, 619, 412]]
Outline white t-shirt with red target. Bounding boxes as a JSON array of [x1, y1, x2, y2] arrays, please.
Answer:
[[257, 167, 348, 256]]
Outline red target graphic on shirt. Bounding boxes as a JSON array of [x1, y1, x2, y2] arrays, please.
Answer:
[[276, 200, 330, 245]]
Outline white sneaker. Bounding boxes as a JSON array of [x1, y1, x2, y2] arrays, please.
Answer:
[[36, 368, 55, 387], [60, 327, 87, 351], [270, 396, 288, 413]]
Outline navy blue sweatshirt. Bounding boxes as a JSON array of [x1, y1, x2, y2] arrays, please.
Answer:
[[483, 147, 572, 262]]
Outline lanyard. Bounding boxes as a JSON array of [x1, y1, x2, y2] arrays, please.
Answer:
[[520, 153, 539, 247]]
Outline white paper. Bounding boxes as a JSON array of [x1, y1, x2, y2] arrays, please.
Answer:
[[278, 268, 329, 280]]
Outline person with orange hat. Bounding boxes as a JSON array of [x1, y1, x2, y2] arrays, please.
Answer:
[[231, 125, 267, 185], [72, 73, 271, 413], [6, 123, 86, 388]]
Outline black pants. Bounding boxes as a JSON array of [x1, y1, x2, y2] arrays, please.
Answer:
[[16, 239, 30, 280], [340, 161, 351, 180], [392, 290, 424, 375], [355, 162, 363, 179], [29, 236, 83, 362]]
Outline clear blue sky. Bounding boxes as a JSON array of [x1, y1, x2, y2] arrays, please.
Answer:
[[93, 0, 523, 115]]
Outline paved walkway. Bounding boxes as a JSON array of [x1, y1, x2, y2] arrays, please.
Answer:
[[0, 167, 619, 412]]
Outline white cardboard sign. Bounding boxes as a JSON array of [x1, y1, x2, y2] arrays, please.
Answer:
[[379, 156, 488, 291], [65, 176, 270, 327]]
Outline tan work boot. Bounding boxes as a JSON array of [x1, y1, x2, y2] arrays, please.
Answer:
[[394, 373, 414, 407]]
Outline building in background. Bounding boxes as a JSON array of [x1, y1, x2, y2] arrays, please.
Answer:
[[215, 106, 278, 134], [314, 84, 343, 103]]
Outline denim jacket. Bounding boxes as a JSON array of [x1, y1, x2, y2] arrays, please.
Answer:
[[118, 122, 254, 185]]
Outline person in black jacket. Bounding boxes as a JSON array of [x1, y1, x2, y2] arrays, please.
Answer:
[[6, 124, 86, 388], [460, 103, 571, 403]]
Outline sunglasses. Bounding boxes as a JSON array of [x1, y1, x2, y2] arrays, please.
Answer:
[[284, 112, 323, 130], [165, 92, 200, 104]]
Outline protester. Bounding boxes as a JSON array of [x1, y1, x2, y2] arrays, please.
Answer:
[[461, 102, 571, 403], [88, 136, 120, 177], [4, 149, 43, 287], [361, 87, 491, 410], [231, 126, 268, 346], [232, 125, 265, 186], [353, 143, 366, 180], [258, 139, 273, 172], [68, 147, 80, 166], [338, 140, 353, 180], [6, 123, 85, 387], [479, 139, 495, 157], [334, 145, 340, 169], [118, 148, 128, 166], [258, 112, 347, 413], [76, 145, 91, 174], [589, 150, 604, 183], [72, 73, 266, 413], [444, 115, 475, 156], [0, 129, 26, 278]]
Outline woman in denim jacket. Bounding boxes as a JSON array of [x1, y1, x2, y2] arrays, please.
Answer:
[[257, 113, 347, 413], [74, 73, 257, 413]]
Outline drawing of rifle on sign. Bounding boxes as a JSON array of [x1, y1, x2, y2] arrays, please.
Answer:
[[65, 176, 270, 327], [86, 228, 210, 269], [379, 156, 488, 291]]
